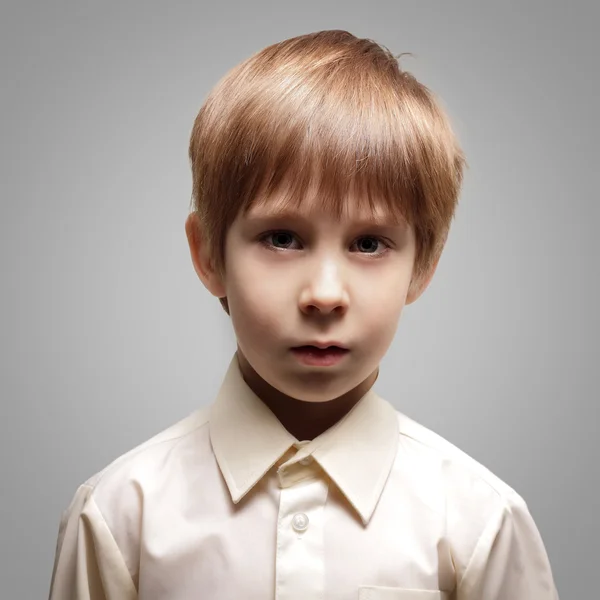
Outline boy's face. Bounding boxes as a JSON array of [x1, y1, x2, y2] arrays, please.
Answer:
[[186, 185, 437, 405]]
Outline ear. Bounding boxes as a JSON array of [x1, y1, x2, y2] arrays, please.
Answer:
[[405, 255, 441, 305], [184, 213, 227, 298]]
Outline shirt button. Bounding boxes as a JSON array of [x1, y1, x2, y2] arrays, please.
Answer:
[[298, 456, 313, 466], [292, 512, 309, 532]]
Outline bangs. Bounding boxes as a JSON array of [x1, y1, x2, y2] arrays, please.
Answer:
[[238, 94, 412, 226], [237, 75, 416, 225]]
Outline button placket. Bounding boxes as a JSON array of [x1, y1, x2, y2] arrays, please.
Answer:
[[275, 477, 329, 600]]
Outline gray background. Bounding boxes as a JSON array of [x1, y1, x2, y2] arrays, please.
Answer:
[[1, 1, 597, 598]]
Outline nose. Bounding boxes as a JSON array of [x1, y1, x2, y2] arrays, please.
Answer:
[[298, 259, 349, 315]]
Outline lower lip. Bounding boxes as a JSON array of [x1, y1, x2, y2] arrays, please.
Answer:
[[291, 346, 349, 367]]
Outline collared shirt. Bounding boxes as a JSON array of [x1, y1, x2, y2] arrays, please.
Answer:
[[49, 352, 559, 600]]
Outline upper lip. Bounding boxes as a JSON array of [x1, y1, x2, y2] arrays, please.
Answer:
[[293, 341, 349, 350]]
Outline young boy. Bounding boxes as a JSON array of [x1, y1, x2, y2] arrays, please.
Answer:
[[49, 30, 559, 599]]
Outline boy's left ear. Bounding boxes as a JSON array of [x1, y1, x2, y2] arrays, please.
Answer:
[[184, 213, 227, 299], [405, 256, 440, 305]]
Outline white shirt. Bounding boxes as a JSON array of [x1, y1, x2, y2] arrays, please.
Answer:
[[49, 352, 559, 599]]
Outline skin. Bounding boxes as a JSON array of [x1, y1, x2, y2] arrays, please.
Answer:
[[185, 187, 439, 441]]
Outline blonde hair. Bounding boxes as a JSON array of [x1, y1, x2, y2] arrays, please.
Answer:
[[188, 29, 467, 315]]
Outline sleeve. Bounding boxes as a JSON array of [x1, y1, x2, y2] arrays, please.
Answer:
[[48, 483, 138, 600], [456, 489, 559, 599]]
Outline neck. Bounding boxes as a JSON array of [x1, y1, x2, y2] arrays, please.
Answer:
[[235, 348, 379, 441]]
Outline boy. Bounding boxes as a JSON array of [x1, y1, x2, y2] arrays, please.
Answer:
[[49, 29, 559, 599]]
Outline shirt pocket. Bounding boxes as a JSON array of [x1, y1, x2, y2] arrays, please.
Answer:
[[358, 586, 450, 600]]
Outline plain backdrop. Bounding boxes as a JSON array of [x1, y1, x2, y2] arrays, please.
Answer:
[[1, 1, 598, 598]]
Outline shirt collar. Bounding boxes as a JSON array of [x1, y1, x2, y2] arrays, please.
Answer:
[[209, 353, 399, 526]]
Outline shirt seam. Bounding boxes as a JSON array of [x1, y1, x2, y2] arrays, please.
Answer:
[[86, 415, 210, 490], [396, 426, 511, 501]]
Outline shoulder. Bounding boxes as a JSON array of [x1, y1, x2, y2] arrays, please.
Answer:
[[389, 408, 531, 534], [59, 406, 212, 582], [51, 407, 212, 592], [82, 405, 212, 497], [396, 410, 514, 488], [393, 409, 518, 501], [70, 405, 212, 535], [390, 409, 536, 584]]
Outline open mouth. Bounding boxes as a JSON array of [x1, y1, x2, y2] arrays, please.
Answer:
[[290, 346, 349, 366]]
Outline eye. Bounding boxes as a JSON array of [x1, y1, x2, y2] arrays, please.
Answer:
[[259, 230, 298, 250], [354, 237, 388, 255], [257, 230, 392, 258]]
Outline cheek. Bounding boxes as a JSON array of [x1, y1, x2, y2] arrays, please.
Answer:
[[230, 256, 293, 306], [364, 300, 404, 339], [358, 272, 410, 332], [227, 269, 286, 339]]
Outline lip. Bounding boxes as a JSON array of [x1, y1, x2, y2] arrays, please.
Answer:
[[290, 346, 349, 367], [294, 341, 348, 350]]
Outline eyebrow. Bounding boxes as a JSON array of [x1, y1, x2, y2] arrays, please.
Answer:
[[246, 208, 408, 228]]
